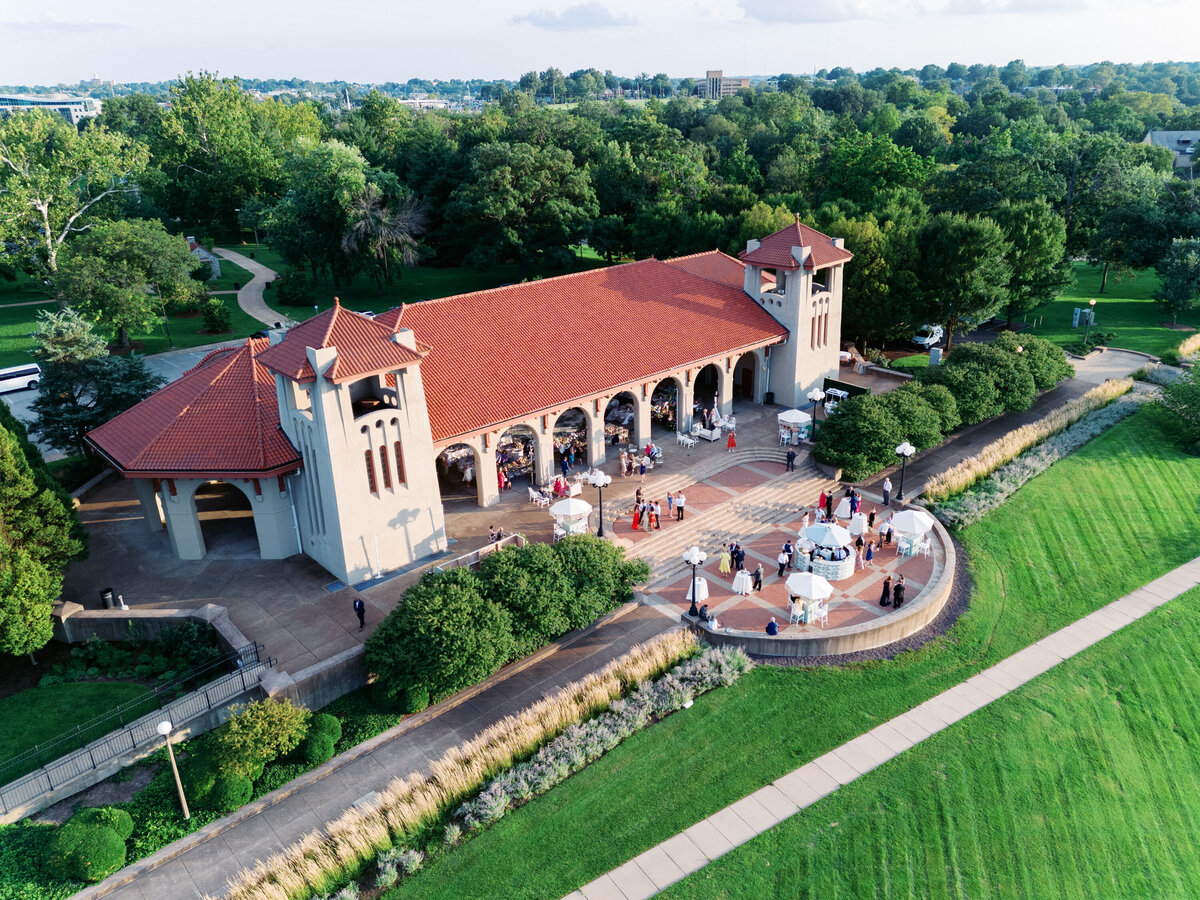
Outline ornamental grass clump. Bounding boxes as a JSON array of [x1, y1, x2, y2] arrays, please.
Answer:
[[221, 630, 700, 900], [1177, 332, 1200, 358], [924, 378, 1133, 502]]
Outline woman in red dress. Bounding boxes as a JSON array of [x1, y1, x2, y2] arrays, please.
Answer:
[[727, 430, 737, 452]]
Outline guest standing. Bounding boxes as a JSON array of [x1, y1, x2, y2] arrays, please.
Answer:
[[719, 548, 732, 575], [879, 575, 893, 607], [893, 575, 906, 609], [727, 430, 737, 453], [883, 477, 892, 507], [752, 563, 763, 591], [676, 491, 686, 520], [777, 550, 789, 578], [868, 508, 877, 531], [786, 448, 796, 471]]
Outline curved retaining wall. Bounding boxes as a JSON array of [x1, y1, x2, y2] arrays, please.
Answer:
[[694, 513, 956, 658]]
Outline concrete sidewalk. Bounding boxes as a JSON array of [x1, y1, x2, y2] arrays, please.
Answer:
[[214, 248, 282, 328], [567, 556, 1200, 900], [83, 605, 676, 900]]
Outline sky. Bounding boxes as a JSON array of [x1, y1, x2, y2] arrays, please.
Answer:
[[1, 0, 1199, 87]]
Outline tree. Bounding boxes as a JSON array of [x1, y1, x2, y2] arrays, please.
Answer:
[[478, 543, 572, 655], [812, 395, 902, 480], [918, 361, 1004, 425], [212, 697, 311, 778], [551, 535, 648, 629], [29, 307, 107, 365], [1157, 365, 1200, 451], [0, 111, 149, 275], [916, 212, 1012, 350], [1154, 237, 1200, 326], [237, 197, 272, 245], [57, 218, 205, 349], [443, 141, 598, 271], [31, 354, 165, 457], [991, 199, 1074, 326], [341, 183, 427, 296]]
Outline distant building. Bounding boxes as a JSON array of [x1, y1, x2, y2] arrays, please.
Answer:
[[0, 94, 100, 125], [186, 238, 221, 280], [701, 70, 750, 99], [1143, 131, 1200, 168]]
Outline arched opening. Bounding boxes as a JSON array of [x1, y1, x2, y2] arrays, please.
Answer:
[[733, 352, 757, 401], [603, 392, 635, 449], [497, 425, 537, 486], [553, 408, 589, 472], [348, 374, 398, 420], [435, 443, 480, 501], [651, 378, 681, 437], [694, 364, 720, 420], [193, 481, 257, 556]]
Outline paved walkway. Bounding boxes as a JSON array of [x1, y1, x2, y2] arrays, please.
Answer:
[[861, 348, 1147, 500], [566, 556, 1200, 900], [213, 248, 282, 328], [82, 605, 675, 900]]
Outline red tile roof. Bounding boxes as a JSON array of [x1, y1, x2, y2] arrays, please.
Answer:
[[666, 250, 775, 290], [374, 257, 787, 442], [258, 299, 426, 384], [87, 339, 302, 478], [738, 218, 853, 271]]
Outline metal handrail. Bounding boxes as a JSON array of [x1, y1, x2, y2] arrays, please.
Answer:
[[0, 643, 262, 785]]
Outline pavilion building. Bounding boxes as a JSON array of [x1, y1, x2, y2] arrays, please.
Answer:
[[87, 219, 851, 586]]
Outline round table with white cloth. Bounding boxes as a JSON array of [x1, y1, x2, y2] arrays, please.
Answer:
[[731, 570, 753, 595], [685, 576, 710, 603], [848, 512, 869, 536]]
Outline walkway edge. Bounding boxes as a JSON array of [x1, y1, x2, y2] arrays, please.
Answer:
[[568, 558, 1200, 900], [74, 601, 644, 900]]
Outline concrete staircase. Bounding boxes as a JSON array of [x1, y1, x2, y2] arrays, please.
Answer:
[[612, 456, 840, 591]]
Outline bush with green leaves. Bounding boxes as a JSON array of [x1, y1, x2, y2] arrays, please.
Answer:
[[918, 360, 1004, 425], [45, 821, 126, 883], [205, 772, 253, 813], [68, 807, 133, 840], [211, 697, 311, 778], [365, 568, 516, 711], [903, 381, 960, 433], [272, 268, 315, 307], [993, 332, 1072, 391], [813, 394, 903, 480], [551, 535, 649, 628], [876, 387, 943, 450], [942, 342, 1037, 413], [479, 542, 573, 655], [201, 297, 233, 333]]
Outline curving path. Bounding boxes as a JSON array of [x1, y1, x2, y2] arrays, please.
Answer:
[[213, 248, 282, 329]]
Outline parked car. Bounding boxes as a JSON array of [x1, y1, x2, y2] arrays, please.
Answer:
[[912, 324, 944, 348], [0, 363, 41, 393]]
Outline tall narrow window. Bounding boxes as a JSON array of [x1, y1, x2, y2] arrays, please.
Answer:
[[810, 317, 816, 350], [393, 441, 406, 484], [379, 446, 392, 489], [823, 311, 830, 348], [364, 450, 377, 494]]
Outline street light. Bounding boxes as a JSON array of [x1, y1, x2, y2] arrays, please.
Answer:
[[1083, 298, 1097, 347], [683, 545, 707, 617], [895, 441, 916, 503], [587, 469, 612, 537], [157, 720, 190, 820], [806, 388, 826, 438]]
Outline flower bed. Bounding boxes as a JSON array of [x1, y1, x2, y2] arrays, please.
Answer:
[[924, 378, 1133, 502], [220, 633, 744, 900], [933, 393, 1143, 528]]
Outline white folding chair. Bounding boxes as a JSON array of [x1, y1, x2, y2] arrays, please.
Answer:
[[779, 429, 789, 446], [919, 539, 932, 558], [788, 600, 802, 625], [813, 601, 829, 628]]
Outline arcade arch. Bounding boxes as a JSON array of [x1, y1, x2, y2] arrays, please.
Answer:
[[192, 480, 257, 557], [436, 443, 481, 502]]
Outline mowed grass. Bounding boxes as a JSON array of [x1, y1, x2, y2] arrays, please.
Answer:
[[385, 406, 1200, 899], [227, 243, 611, 322], [205, 256, 254, 292], [661, 588, 1200, 899], [1023, 261, 1191, 357], [0, 681, 151, 780], [0, 269, 51, 306], [891, 352, 930, 370]]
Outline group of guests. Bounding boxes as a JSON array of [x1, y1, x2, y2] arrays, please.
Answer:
[[629, 490, 664, 531], [718, 541, 766, 590], [618, 450, 652, 482]]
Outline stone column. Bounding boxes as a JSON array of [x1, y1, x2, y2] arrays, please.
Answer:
[[163, 480, 206, 560], [717, 362, 734, 417], [251, 486, 302, 559], [133, 479, 165, 533], [474, 436, 500, 507], [633, 387, 652, 445], [679, 376, 695, 432], [586, 406, 607, 467]]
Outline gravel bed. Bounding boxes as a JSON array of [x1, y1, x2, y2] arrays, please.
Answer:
[[752, 532, 972, 668]]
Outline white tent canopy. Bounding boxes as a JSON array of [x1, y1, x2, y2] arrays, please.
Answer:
[[549, 497, 593, 519], [805, 523, 852, 548], [777, 408, 812, 426]]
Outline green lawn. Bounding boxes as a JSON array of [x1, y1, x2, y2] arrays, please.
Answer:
[[662, 588, 1200, 899], [124, 296, 264, 357], [891, 352, 930, 370], [227, 243, 611, 322], [0, 269, 51, 306], [0, 682, 152, 782], [205, 256, 253, 292], [386, 406, 1200, 899], [1022, 261, 1192, 357]]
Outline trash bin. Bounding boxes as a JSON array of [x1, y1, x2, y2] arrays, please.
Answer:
[[100, 587, 114, 609], [763, 391, 775, 405]]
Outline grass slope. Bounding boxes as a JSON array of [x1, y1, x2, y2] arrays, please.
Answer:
[[385, 406, 1200, 899], [0, 682, 151, 777], [661, 588, 1200, 899], [1023, 262, 1190, 357]]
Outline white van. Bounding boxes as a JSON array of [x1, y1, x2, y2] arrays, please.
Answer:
[[0, 363, 41, 394]]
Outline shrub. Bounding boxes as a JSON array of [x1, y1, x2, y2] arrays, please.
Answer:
[[309, 712, 343, 744], [942, 342, 1037, 413], [46, 822, 126, 883], [812, 394, 901, 480], [202, 298, 233, 333], [995, 332, 1073, 391], [69, 807, 134, 840], [904, 381, 960, 433], [403, 685, 430, 713], [1160, 348, 1182, 366], [179, 752, 219, 804], [273, 268, 315, 307], [479, 543, 573, 655], [1142, 363, 1185, 386], [876, 387, 944, 450], [919, 361, 1003, 425], [206, 772, 253, 813], [551, 535, 649, 629], [299, 733, 337, 767], [212, 698, 312, 778], [364, 568, 515, 708]]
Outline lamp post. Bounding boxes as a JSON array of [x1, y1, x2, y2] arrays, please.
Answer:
[[683, 545, 707, 617], [806, 388, 826, 438], [587, 469, 612, 537], [157, 720, 190, 820], [1083, 298, 1097, 347], [895, 441, 916, 502]]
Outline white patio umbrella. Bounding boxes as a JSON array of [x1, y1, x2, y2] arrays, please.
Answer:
[[548, 497, 593, 518], [805, 523, 852, 548], [785, 571, 833, 601], [891, 509, 936, 535], [777, 408, 812, 426]]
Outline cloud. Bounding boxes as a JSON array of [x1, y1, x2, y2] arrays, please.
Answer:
[[511, 2, 636, 29], [738, 0, 1088, 22], [4, 15, 126, 38], [737, 0, 882, 23]]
